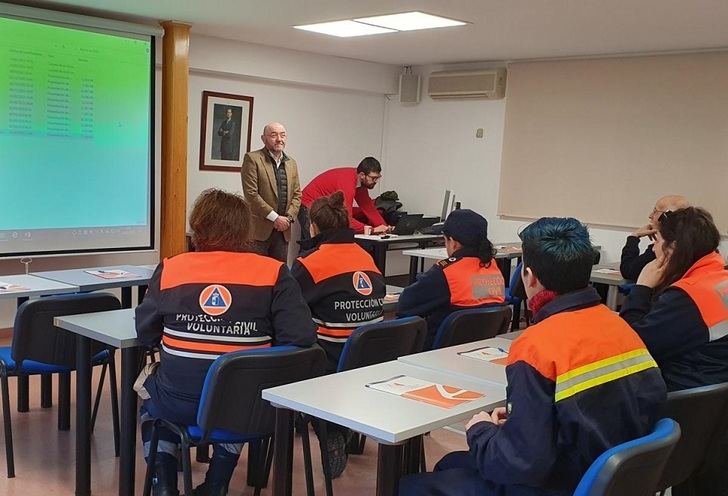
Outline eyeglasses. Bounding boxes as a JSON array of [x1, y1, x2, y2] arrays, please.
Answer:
[[366, 174, 382, 182], [265, 132, 286, 139]]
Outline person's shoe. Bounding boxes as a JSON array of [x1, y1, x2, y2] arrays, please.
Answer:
[[192, 481, 228, 496], [151, 452, 179, 496], [326, 430, 348, 479]]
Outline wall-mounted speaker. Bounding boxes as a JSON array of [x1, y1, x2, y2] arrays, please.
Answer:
[[399, 73, 421, 104]]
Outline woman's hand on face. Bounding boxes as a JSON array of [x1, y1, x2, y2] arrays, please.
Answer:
[[637, 257, 667, 288]]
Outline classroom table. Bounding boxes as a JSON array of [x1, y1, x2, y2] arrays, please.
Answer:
[[398, 337, 514, 387], [354, 234, 443, 275], [0, 274, 81, 411], [54, 308, 142, 496], [32, 264, 155, 308], [262, 361, 506, 496], [402, 242, 523, 284], [590, 262, 628, 310]]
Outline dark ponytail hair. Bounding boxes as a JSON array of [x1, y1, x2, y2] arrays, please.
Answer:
[[309, 191, 349, 231], [655, 206, 721, 293], [476, 233, 496, 267]]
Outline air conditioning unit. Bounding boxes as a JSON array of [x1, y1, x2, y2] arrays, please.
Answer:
[[428, 69, 507, 100]]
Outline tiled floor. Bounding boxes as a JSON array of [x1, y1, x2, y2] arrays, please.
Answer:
[[0, 341, 468, 495]]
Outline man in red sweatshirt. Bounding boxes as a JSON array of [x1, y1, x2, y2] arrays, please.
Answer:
[[299, 157, 392, 241]]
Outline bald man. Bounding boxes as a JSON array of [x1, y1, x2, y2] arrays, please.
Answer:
[[620, 195, 690, 280], [241, 122, 301, 262]]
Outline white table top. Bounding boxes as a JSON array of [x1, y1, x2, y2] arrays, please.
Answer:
[[355, 233, 443, 243], [590, 262, 628, 286], [403, 242, 523, 261], [398, 337, 514, 387], [136, 264, 160, 271], [32, 264, 155, 291], [262, 360, 506, 445], [0, 274, 80, 299], [54, 308, 138, 349]]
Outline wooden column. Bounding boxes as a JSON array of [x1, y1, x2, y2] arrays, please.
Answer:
[[160, 21, 190, 259]]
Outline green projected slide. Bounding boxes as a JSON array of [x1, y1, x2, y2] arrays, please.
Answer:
[[0, 15, 153, 255]]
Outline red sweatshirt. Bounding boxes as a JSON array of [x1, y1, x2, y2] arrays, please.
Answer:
[[301, 167, 386, 233]]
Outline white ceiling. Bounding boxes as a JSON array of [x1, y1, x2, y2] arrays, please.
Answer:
[[11, 0, 728, 66]]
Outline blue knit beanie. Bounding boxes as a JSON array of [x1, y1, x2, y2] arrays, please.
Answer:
[[442, 209, 488, 246]]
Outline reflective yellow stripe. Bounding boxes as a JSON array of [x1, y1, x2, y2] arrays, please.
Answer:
[[554, 348, 657, 402]]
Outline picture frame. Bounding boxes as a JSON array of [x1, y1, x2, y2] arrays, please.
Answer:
[[199, 91, 254, 172]]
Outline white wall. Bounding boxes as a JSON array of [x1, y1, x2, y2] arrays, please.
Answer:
[[0, 35, 398, 328], [381, 63, 728, 276]]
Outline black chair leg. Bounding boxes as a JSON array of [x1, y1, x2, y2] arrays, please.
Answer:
[[58, 371, 71, 431], [16, 375, 28, 413], [40, 373, 52, 408], [180, 435, 194, 496], [143, 424, 160, 496], [262, 435, 274, 488], [1, 372, 15, 478], [108, 353, 121, 457], [253, 436, 274, 496], [299, 416, 316, 496], [316, 420, 334, 496], [90, 363, 107, 433], [510, 301, 521, 331], [247, 439, 261, 487]]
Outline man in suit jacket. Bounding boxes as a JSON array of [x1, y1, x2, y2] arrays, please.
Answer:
[[217, 107, 236, 160], [241, 122, 301, 262]]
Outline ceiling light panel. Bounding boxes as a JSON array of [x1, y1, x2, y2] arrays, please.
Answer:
[[294, 20, 395, 37], [355, 11, 466, 31]]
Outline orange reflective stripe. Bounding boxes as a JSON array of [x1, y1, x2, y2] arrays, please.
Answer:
[[299, 244, 380, 284], [443, 257, 505, 307], [672, 252, 728, 336], [161, 252, 282, 289], [316, 326, 355, 338], [508, 304, 651, 383], [162, 335, 271, 353]]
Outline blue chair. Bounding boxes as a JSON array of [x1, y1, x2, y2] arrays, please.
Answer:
[[0, 292, 121, 478], [573, 418, 681, 496], [143, 345, 326, 496], [505, 261, 526, 330], [431, 306, 512, 350], [301, 317, 427, 496]]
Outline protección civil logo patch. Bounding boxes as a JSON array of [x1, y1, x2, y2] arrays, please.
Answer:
[[199, 284, 232, 316], [352, 271, 373, 296]]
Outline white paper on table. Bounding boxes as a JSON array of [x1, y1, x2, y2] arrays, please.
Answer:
[[85, 269, 138, 279]]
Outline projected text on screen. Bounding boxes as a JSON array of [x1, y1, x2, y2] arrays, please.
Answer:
[[0, 15, 153, 256]]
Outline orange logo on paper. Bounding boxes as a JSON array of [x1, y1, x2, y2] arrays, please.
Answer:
[[353, 271, 373, 296], [199, 285, 232, 316]]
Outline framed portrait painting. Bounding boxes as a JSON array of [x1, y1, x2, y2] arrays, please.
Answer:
[[199, 91, 254, 172]]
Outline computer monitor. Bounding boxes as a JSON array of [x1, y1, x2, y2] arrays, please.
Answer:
[[440, 190, 456, 221]]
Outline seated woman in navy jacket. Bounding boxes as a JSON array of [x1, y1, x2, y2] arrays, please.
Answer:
[[136, 189, 316, 496], [620, 206, 728, 495], [291, 190, 386, 373], [397, 209, 506, 349]]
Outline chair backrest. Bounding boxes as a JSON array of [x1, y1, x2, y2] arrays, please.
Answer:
[[336, 316, 426, 373], [431, 306, 512, 350], [508, 260, 523, 295], [196, 345, 325, 438], [657, 382, 728, 490], [573, 418, 681, 496], [12, 292, 121, 369]]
